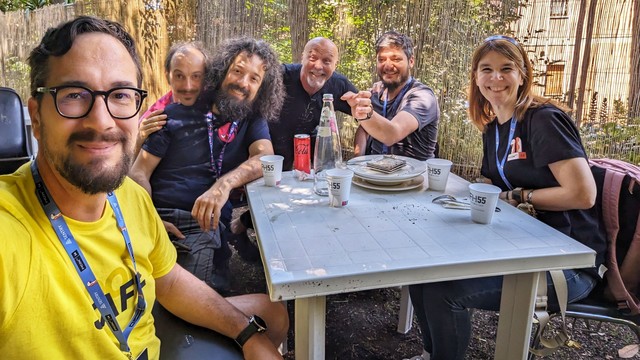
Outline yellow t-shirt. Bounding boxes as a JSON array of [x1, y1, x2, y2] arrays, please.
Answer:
[[0, 162, 177, 360]]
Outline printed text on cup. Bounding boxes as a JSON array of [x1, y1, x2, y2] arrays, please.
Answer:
[[470, 193, 487, 205], [428, 168, 442, 176]]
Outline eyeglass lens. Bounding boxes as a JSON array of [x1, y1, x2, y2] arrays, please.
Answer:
[[55, 87, 143, 119]]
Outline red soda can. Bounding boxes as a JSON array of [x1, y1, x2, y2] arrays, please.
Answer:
[[294, 134, 311, 174]]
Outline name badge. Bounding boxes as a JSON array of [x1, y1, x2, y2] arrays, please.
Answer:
[[507, 152, 527, 161]]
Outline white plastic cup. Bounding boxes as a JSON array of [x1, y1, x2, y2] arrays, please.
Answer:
[[326, 168, 354, 207], [260, 155, 284, 186], [468, 183, 502, 224], [426, 158, 453, 191]]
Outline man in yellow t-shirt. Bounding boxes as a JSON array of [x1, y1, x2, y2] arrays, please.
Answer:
[[0, 16, 287, 360]]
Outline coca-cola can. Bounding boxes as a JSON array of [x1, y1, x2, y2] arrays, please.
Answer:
[[294, 134, 311, 174]]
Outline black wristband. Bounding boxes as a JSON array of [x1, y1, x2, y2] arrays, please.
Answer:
[[512, 188, 523, 203], [235, 315, 267, 348], [356, 108, 373, 122]]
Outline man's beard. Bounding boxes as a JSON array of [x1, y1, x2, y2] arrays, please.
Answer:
[[213, 84, 255, 121], [380, 70, 410, 93], [41, 126, 132, 195], [304, 72, 327, 91]]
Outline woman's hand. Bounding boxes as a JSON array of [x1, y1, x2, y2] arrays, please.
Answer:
[[499, 191, 518, 207]]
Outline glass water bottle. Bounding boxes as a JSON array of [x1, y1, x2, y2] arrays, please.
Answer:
[[313, 94, 343, 196]]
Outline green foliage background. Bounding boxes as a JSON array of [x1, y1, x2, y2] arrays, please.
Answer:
[[0, 0, 52, 12], [1, 0, 638, 171]]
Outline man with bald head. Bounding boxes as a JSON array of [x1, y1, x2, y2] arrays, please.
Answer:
[[270, 37, 357, 171], [230, 37, 357, 251], [0, 16, 287, 359]]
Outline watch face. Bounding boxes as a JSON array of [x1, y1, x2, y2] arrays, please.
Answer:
[[252, 315, 267, 332], [235, 315, 268, 347]]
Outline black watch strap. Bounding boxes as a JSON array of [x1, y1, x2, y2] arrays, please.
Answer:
[[234, 315, 267, 347], [357, 108, 374, 122]]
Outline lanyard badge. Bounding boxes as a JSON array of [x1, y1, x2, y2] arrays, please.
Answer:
[[206, 112, 239, 177], [381, 77, 414, 154], [31, 162, 146, 355], [495, 117, 517, 190]]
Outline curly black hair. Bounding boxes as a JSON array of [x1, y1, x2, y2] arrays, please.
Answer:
[[203, 37, 284, 122]]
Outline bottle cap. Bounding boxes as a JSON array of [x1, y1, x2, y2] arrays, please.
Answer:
[[322, 94, 334, 101]]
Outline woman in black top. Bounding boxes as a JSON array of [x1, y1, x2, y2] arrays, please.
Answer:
[[404, 35, 606, 360]]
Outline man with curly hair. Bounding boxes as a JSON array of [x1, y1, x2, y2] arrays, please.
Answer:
[[1, 16, 287, 359], [130, 37, 285, 293]]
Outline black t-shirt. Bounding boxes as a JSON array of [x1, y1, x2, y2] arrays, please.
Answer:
[[270, 63, 357, 171], [143, 103, 270, 211], [481, 105, 607, 275], [370, 80, 439, 160]]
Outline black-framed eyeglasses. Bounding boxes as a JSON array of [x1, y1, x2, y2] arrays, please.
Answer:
[[36, 85, 148, 120], [484, 35, 519, 46]]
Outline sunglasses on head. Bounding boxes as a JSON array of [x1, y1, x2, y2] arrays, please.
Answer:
[[484, 35, 519, 46]]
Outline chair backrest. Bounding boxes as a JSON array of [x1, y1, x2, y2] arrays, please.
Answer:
[[0, 87, 31, 174], [590, 159, 640, 315]]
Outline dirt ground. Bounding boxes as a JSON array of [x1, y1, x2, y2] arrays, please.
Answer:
[[225, 226, 639, 360]]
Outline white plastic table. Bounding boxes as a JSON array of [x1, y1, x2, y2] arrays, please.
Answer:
[[246, 171, 595, 360]]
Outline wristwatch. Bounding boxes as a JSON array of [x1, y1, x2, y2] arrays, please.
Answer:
[[235, 315, 267, 347]]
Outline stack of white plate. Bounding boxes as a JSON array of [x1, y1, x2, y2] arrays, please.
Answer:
[[345, 155, 427, 191]]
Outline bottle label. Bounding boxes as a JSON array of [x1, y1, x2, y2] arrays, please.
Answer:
[[317, 126, 331, 137]]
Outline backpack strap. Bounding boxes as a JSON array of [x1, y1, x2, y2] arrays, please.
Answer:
[[617, 178, 640, 313], [619, 215, 640, 313], [530, 270, 571, 356], [591, 159, 640, 315]]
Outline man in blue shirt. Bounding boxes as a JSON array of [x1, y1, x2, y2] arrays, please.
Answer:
[[135, 42, 207, 154], [129, 37, 285, 292]]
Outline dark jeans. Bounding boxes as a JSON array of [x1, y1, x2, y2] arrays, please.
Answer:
[[157, 208, 232, 292], [408, 270, 597, 360]]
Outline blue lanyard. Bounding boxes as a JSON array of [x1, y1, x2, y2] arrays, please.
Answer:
[[495, 116, 517, 190], [31, 162, 145, 356], [381, 77, 413, 154], [206, 112, 238, 177]]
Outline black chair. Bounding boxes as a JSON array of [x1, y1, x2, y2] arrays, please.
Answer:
[[152, 304, 243, 360], [0, 87, 32, 174], [528, 287, 640, 359], [559, 291, 640, 340]]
